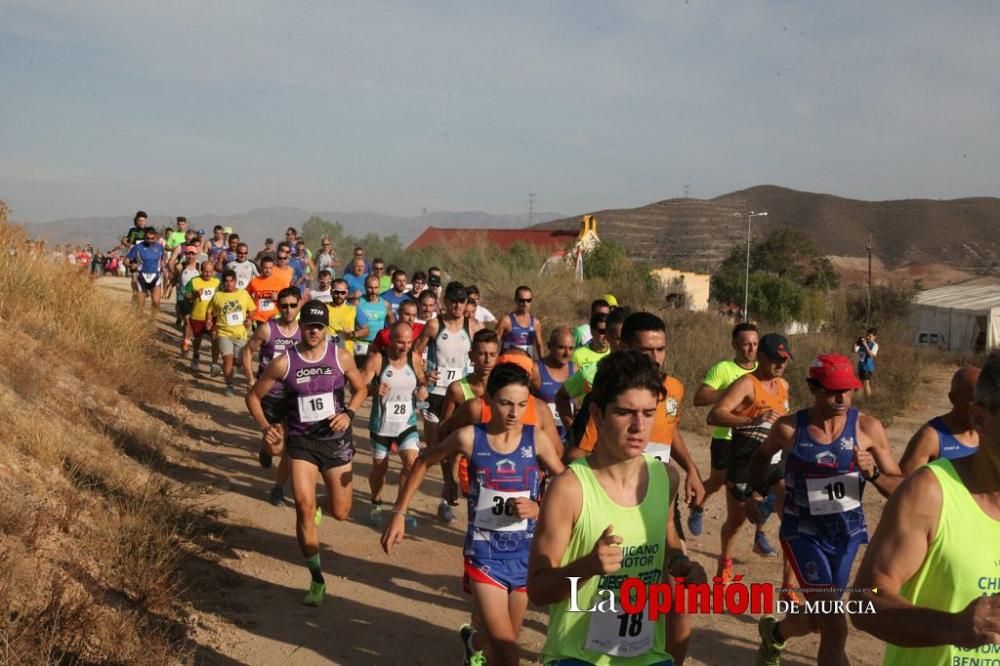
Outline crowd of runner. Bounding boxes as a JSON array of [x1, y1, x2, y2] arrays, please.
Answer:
[[114, 210, 998, 665]]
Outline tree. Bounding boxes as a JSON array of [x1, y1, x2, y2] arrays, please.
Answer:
[[711, 227, 838, 323]]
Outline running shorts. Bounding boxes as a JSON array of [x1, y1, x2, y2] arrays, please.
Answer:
[[217, 335, 247, 357], [190, 319, 210, 337], [710, 437, 729, 471], [136, 272, 161, 292], [177, 299, 194, 317], [780, 533, 865, 592], [370, 428, 420, 460], [727, 433, 784, 499], [463, 556, 528, 594], [286, 434, 354, 472], [427, 393, 447, 418]]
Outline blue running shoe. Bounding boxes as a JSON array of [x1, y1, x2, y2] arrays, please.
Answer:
[[687, 507, 704, 536], [753, 530, 777, 557]]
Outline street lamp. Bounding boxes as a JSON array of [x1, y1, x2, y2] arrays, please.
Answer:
[[734, 210, 768, 322]]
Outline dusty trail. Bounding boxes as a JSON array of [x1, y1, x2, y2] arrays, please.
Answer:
[[101, 278, 957, 665]]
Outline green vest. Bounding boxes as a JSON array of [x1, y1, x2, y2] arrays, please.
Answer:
[[542, 456, 672, 666], [883, 459, 1000, 666]]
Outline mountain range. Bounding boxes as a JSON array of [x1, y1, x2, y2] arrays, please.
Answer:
[[20, 208, 564, 251]]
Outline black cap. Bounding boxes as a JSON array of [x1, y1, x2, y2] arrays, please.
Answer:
[[428, 275, 442, 287], [444, 281, 467, 301], [759, 333, 792, 360], [299, 300, 329, 328]]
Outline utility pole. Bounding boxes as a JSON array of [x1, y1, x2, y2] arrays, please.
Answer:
[[866, 230, 873, 325], [528, 193, 536, 227]]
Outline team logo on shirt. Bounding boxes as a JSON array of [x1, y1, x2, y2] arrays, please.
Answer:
[[665, 398, 678, 416], [386, 370, 393, 378], [815, 450, 838, 468], [441, 333, 449, 340], [496, 459, 517, 474]]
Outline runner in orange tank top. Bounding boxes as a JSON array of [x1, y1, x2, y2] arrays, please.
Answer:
[[708, 333, 795, 589]]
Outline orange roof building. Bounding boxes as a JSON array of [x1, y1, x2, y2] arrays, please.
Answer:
[[406, 226, 579, 253]]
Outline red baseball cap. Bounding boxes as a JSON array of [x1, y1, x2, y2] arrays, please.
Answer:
[[808, 354, 862, 391]]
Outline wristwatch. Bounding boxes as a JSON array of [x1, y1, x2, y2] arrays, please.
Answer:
[[864, 463, 881, 482], [344, 408, 356, 421]]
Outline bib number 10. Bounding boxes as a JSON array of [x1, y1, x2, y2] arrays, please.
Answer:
[[822, 481, 846, 501]]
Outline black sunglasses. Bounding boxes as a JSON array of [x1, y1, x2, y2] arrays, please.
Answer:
[[517, 298, 532, 304], [332, 290, 348, 295], [279, 302, 298, 309]]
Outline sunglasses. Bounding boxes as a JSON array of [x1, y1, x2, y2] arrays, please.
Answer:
[[279, 302, 298, 309], [332, 290, 348, 296], [277, 254, 289, 259], [517, 298, 532, 304], [237, 252, 248, 256], [594, 327, 608, 334]]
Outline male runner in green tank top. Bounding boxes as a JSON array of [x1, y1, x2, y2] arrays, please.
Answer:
[[529, 351, 707, 666], [852, 351, 1000, 665]]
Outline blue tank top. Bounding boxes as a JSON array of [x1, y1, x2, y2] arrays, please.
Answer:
[[358, 298, 388, 343], [127, 241, 165, 274], [502, 313, 537, 356], [465, 424, 541, 560], [280, 342, 347, 440], [928, 416, 978, 460], [537, 361, 574, 438], [781, 408, 868, 548]]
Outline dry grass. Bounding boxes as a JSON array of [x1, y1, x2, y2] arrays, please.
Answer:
[[0, 224, 213, 664]]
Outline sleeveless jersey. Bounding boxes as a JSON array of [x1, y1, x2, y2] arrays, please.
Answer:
[[464, 425, 541, 560], [781, 408, 868, 548], [458, 377, 478, 401], [280, 343, 347, 441], [883, 459, 1000, 666], [370, 352, 418, 438], [730, 375, 790, 451], [428, 317, 472, 396], [538, 361, 574, 437], [928, 416, 978, 460], [502, 313, 537, 357], [177, 266, 200, 303], [206, 239, 227, 263], [358, 297, 388, 344], [259, 319, 301, 372], [312, 287, 333, 304], [542, 456, 671, 665], [127, 242, 165, 276]]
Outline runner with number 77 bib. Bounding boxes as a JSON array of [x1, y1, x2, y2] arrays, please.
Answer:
[[382, 363, 564, 666], [747, 354, 902, 666]]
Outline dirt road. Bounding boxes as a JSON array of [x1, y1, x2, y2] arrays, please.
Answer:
[[102, 278, 956, 665]]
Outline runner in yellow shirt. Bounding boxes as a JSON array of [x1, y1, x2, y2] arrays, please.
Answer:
[[208, 269, 256, 397]]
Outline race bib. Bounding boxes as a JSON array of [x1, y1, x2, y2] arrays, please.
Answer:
[[644, 442, 671, 463], [236, 277, 249, 290], [298, 392, 336, 423], [548, 402, 560, 423], [805, 472, 861, 516], [432, 365, 463, 394], [330, 333, 345, 349], [354, 340, 370, 355], [258, 298, 275, 312], [585, 605, 654, 658], [199, 288, 215, 302], [385, 400, 410, 424], [225, 310, 243, 326], [473, 488, 530, 532]]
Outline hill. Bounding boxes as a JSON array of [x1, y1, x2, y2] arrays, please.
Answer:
[[19, 207, 564, 251], [536, 185, 1000, 275]]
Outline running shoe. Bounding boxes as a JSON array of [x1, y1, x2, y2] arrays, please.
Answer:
[[302, 581, 326, 607], [368, 503, 383, 527], [314, 506, 323, 527], [437, 500, 457, 524], [181, 338, 191, 354], [755, 615, 785, 666], [716, 557, 734, 584], [404, 514, 417, 529], [224, 385, 235, 398], [459, 624, 485, 666], [268, 485, 285, 506], [210, 363, 223, 377], [259, 449, 273, 469], [190, 355, 200, 372], [687, 506, 704, 536], [753, 530, 777, 557]]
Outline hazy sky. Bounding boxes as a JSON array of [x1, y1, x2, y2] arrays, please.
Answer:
[[3, 1, 999, 222]]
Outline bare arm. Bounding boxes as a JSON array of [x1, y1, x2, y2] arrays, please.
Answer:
[[898, 425, 940, 476], [242, 318, 269, 382], [857, 414, 904, 497], [245, 354, 287, 433], [692, 382, 723, 408], [412, 319, 437, 357], [534, 318, 545, 358], [555, 385, 575, 430], [706, 376, 756, 427], [527, 471, 594, 605], [535, 397, 564, 460], [850, 468, 999, 648], [748, 415, 795, 496], [670, 429, 704, 507]]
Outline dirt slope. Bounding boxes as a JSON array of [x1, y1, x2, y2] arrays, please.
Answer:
[[100, 278, 958, 665]]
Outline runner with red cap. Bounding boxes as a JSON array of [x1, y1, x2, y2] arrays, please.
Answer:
[[748, 353, 902, 665]]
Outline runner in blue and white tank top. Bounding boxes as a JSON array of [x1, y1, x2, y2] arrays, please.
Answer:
[[126, 226, 166, 310], [361, 321, 430, 528], [748, 354, 902, 665], [356, 275, 392, 358], [899, 367, 981, 475], [533, 326, 576, 441], [496, 285, 544, 360], [246, 299, 368, 608], [380, 363, 564, 664]]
